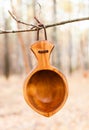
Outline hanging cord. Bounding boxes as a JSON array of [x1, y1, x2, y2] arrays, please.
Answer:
[[37, 25, 47, 40], [37, 27, 40, 40], [34, 17, 47, 40], [42, 25, 47, 40]]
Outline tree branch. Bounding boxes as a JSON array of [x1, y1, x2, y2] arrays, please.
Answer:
[[0, 16, 89, 34], [45, 17, 89, 28], [8, 11, 38, 28], [0, 28, 36, 34]]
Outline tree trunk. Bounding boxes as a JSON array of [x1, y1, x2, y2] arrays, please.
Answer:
[[10, 0, 30, 74], [52, 0, 61, 68], [4, 19, 9, 77]]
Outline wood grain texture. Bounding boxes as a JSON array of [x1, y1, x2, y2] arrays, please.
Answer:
[[23, 40, 68, 117], [31, 40, 54, 69]]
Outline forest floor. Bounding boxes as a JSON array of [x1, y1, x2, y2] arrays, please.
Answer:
[[0, 70, 89, 130]]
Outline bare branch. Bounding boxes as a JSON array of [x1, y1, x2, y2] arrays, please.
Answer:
[[0, 16, 89, 34], [8, 11, 38, 28], [45, 17, 89, 28], [34, 16, 42, 25], [0, 28, 36, 34]]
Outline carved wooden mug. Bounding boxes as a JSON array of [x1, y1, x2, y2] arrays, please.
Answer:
[[23, 27, 68, 117]]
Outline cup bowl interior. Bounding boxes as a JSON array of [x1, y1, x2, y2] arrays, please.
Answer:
[[25, 70, 67, 113]]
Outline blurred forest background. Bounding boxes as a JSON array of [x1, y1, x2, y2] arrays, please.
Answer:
[[1, 1, 89, 130], [0, 0, 89, 77]]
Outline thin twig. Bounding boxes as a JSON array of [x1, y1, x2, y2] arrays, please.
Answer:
[[0, 28, 36, 34], [0, 16, 89, 34], [8, 11, 38, 28], [45, 17, 89, 28], [34, 16, 42, 25]]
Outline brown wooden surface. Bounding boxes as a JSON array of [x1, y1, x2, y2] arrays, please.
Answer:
[[23, 40, 68, 117], [31, 40, 54, 69]]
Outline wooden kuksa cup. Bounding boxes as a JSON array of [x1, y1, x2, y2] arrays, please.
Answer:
[[23, 40, 68, 117]]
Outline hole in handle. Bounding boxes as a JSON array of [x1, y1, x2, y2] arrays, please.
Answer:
[[38, 50, 49, 53]]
